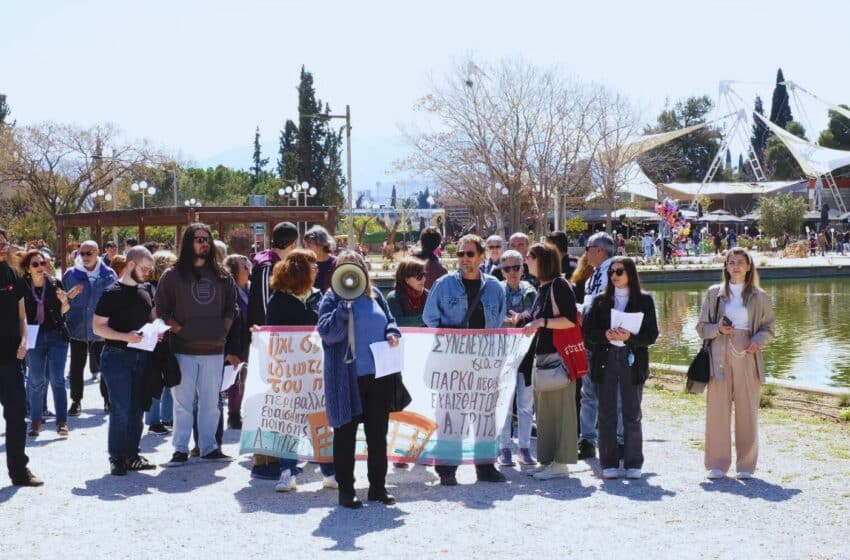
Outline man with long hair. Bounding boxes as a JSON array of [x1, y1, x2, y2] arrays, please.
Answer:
[[156, 223, 237, 466]]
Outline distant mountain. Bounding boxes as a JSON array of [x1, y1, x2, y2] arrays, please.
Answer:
[[196, 135, 424, 191]]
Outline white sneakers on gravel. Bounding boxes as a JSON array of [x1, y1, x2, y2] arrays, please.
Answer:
[[322, 475, 339, 489], [736, 471, 753, 480], [533, 463, 569, 480], [275, 469, 296, 492], [625, 468, 642, 479], [602, 468, 620, 479], [706, 469, 724, 480]]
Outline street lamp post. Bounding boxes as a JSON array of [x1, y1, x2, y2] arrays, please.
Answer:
[[92, 188, 113, 211], [131, 181, 157, 209], [184, 198, 201, 207], [303, 105, 354, 244]]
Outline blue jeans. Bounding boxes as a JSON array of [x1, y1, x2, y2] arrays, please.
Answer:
[[100, 346, 148, 460], [26, 329, 69, 424], [579, 349, 624, 446], [145, 388, 173, 425], [172, 353, 223, 455], [500, 371, 534, 449]]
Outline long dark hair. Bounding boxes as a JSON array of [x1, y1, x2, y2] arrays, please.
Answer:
[[176, 223, 229, 279], [601, 256, 642, 304]]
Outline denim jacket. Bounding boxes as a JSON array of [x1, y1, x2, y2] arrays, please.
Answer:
[[62, 261, 118, 341], [423, 271, 506, 329]]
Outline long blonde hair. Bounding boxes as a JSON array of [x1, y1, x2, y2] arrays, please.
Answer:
[[570, 254, 594, 285], [722, 247, 760, 301]]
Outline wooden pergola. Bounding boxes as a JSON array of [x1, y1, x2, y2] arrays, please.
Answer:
[[56, 205, 337, 261]]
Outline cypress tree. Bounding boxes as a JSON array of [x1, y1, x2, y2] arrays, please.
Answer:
[[277, 120, 298, 181], [750, 96, 769, 171], [390, 185, 397, 207], [769, 68, 793, 129], [0, 94, 9, 125], [250, 126, 269, 185]]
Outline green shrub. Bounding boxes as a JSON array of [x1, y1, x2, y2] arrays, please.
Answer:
[[838, 408, 850, 422], [445, 243, 457, 257], [759, 394, 774, 409], [762, 383, 778, 397], [838, 393, 850, 408]]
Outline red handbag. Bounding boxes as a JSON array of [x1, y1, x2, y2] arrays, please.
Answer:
[[548, 280, 589, 381]]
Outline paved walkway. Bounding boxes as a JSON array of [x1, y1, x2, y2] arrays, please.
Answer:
[[1, 377, 848, 559]]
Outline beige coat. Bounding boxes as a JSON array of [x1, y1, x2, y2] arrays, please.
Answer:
[[696, 284, 775, 382]]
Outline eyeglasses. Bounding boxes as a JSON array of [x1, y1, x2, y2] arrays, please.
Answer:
[[30, 261, 45, 268], [608, 267, 626, 277], [501, 265, 522, 273], [79, 251, 95, 257], [457, 250, 479, 258], [194, 236, 211, 244], [585, 245, 596, 252], [486, 245, 502, 250], [414, 272, 426, 281]]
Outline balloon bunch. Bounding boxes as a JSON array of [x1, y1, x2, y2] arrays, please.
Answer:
[[654, 198, 691, 241]]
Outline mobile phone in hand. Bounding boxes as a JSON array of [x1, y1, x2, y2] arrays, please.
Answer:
[[721, 316, 733, 327]]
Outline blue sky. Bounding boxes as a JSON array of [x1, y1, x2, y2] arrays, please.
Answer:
[[2, 0, 843, 198]]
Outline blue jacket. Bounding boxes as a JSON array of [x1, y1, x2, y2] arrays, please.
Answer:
[[62, 262, 118, 341], [317, 288, 400, 428], [423, 271, 506, 329]]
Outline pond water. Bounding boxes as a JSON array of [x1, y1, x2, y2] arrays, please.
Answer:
[[648, 278, 850, 391]]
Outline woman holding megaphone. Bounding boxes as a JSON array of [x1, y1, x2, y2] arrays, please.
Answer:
[[318, 250, 405, 509]]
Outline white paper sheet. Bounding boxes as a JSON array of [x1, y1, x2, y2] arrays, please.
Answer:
[[609, 309, 645, 347], [369, 338, 405, 379], [126, 319, 171, 352], [221, 362, 246, 392], [26, 324, 40, 350]]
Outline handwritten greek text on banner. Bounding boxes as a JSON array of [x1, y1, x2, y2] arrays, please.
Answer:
[[239, 327, 533, 465]]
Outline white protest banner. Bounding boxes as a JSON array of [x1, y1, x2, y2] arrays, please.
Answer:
[[239, 326, 533, 465]]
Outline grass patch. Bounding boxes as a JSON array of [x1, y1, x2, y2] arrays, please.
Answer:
[[804, 394, 818, 403], [762, 383, 778, 397], [689, 437, 704, 451], [828, 445, 850, 460], [838, 394, 850, 408], [839, 408, 850, 423], [760, 394, 774, 409]]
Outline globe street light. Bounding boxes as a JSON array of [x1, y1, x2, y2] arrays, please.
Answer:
[[184, 198, 201, 207], [131, 180, 157, 209], [92, 188, 113, 211]]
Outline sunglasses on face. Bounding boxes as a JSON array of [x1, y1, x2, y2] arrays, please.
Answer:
[[608, 267, 626, 277], [79, 251, 95, 257], [501, 264, 522, 273], [194, 236, 211, 244], [457, 250, 479, 258], [30, 261, 45, 269]]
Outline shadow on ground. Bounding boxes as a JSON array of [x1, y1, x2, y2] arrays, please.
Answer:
[[699, 478, 802, 502]]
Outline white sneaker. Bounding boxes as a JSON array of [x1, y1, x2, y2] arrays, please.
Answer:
[[533, 463, 569, 480], [527, 463, 550, 475], [322, 475, 338, 489], [706, 469, 724, 480], [602, 468, 620, 479], [625, 468, 642, 479], [736, 471, 753, 480], [275, 469, 296, 492]]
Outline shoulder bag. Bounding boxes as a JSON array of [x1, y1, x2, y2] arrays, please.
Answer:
[[686, 293, 720, 393]]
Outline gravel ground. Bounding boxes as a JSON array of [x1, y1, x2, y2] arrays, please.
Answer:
[[1, 375, 848, 560]]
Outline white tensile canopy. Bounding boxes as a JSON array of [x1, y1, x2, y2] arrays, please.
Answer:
[[754, 112, 850, 177]]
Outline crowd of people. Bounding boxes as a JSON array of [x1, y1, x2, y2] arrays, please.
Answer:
[[0, 222, 774, 509]]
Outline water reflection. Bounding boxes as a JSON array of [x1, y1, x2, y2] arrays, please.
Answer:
[[648, 279, 850, 390]]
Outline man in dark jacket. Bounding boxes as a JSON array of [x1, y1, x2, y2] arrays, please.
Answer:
[[247, 222, 299, 327]]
